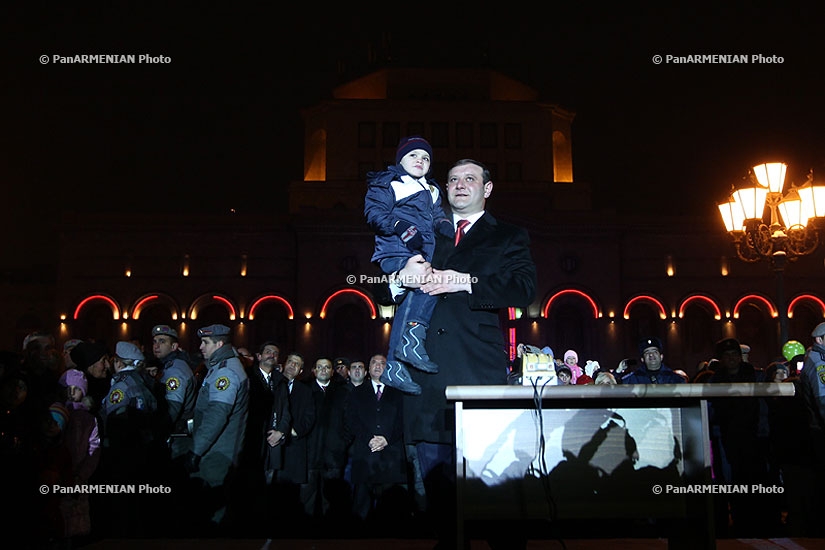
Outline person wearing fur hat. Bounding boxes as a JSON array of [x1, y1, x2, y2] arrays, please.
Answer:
[[364, 136, 452, 394]]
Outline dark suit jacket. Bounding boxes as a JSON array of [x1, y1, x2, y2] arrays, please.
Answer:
[[279, 378, 316, 484], [305, 379, 349, 471], [346, 381, 406, 484], [405, 211, 537, 444], [243, 367, 291, 470]]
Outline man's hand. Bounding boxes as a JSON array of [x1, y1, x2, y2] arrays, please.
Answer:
[[421, 268, 473, 295], [394, 220, 424, 252], [396, 254, 432, 288], [267, 429, 285, 447], [369, 435, 388, 453]]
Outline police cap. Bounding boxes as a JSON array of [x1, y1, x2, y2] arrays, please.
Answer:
[[197, 324, 231, 338], [152, 324, 178, 339]]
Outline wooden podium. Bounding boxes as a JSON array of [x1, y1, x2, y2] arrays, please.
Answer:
[[446, 382, 794, 549]]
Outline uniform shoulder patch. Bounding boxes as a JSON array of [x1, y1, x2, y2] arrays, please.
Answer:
[[817, 363, 825, 385], [109, 388, 125, 404], [215, 376, 231, 391], [166, 377, 180, 392]]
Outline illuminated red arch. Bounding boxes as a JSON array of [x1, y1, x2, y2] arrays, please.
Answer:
[[733, 294, 778, 318], [73, 294, 120, 320], [623, 295, 667, 320], [678, 294, 722, 320], [130, 293, 181, 320], [188, 294, 238, 321], [320, 289, 377, 320], [248, 295, 295, 320], [212, 295, 237, 319], [542, 289, 601, 319], [788, 294, 825, 319]]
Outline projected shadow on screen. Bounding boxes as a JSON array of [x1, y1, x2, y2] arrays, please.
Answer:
[[464, 408, 688, 520]]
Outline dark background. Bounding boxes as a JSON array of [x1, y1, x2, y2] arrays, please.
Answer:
[[3, 7, 824, 257]]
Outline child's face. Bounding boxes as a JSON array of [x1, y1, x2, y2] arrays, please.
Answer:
[[400, 149, 431, 178], [68, 385, 84, 402]]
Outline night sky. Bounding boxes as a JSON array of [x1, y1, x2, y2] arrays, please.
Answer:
[[3, 7, 824, 259]]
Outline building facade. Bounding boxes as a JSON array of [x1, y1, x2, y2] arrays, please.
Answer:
[[6, 69, 824, 375]]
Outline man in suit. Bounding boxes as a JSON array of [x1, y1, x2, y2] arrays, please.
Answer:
[[302, 357, 350, 521], [386, 158, 537, 543], [277, 352, 316, 531], [237, 341, 291, 534], [345, 354, 408, 524]]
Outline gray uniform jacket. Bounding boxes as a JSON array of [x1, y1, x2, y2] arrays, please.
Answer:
[[192, 344, 249, 487]]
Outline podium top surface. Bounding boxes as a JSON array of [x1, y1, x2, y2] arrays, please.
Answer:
[[445, 382, 795, 401]]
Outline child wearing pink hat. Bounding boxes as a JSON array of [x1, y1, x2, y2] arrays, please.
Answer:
[[58, 369, 101, 480], [563, 350, 584, 384], [57, 368, 100, 536]]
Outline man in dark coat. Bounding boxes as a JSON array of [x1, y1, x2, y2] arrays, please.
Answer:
[[277, 352, 316, 531], [391, 159, 536, 443], [345, 354, 407, 523], [302, 357, 350, 520], [708, 337, 770, 536], [245, 342, 291, 482], [387, 159, 537, 543], [237, 341, 291, 534]]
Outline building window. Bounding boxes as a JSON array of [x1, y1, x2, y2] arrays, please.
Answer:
[[480, 123, 498, 148], [382, 122, 400, 148], [431, 122, 449, 148], [504, 123, 522, 149], [506, 162, 523, 182], [456, 122, 473, 148], [359, 122, 376, 148], [407, 122, 425, 137]]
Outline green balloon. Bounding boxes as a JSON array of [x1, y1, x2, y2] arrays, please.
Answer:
[[782, 340, 805, 361]]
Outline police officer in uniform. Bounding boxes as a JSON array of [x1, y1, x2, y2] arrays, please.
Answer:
[[100, 341, 160, 536], [151, 324, 197, 458], [103, 341, 159, 458], [184, 324, 249, 530]]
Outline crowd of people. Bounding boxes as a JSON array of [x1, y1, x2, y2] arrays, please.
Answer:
[[5, 324, 825, 546], [1, 326, 424, 546]]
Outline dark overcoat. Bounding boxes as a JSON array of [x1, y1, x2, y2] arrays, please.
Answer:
[[404, 211, 537, 444], [346, 381, 406, 484]]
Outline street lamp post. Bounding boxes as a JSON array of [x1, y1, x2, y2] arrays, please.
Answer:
[[718, 162, 825, 345]]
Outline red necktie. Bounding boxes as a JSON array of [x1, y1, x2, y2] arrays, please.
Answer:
[[455, 219, 470, 246], [376, 384, 383, 400]]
